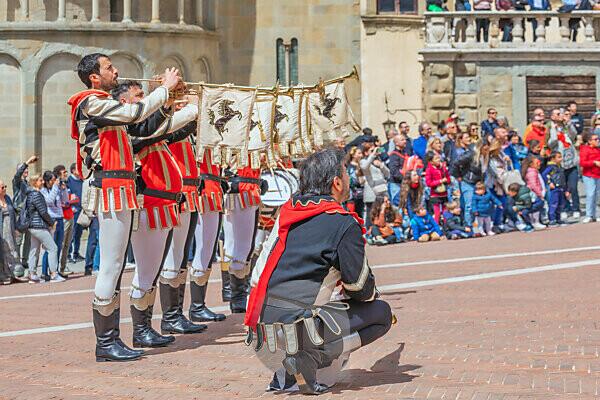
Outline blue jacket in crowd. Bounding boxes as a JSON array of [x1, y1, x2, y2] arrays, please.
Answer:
[[413, 135, 428, 160], [472, 191, 502, 217], [67, 175, 83, 212], [410, 213, 442, 239]]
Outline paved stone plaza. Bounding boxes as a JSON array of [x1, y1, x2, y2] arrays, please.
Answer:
[[2, 223, 600, 399]]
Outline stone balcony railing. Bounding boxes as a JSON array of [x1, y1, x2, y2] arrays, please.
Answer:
[[0, 0, 210, 34], [425, 11, 600, 49]]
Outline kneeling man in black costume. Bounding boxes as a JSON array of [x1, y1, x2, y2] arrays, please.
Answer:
[[244, 148, 393, 395]]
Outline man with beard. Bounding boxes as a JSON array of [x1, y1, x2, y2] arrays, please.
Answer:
[[245, 148, 393, 395], [69, 53, 181, 361]]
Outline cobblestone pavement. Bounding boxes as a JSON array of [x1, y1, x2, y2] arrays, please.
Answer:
[[2, 223, 600, 399]]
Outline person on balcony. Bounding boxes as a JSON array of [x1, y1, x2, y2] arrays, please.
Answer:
[[474, 0, 492, 42], [528, 0, 551, 42], [427, 0, 448, 11], [496, 0, 515, 41]]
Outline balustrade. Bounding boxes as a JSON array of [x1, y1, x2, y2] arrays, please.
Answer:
[[425, 11, 600, 48]]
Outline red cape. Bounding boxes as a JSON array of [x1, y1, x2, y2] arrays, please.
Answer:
[[244, 196, 365, 329]]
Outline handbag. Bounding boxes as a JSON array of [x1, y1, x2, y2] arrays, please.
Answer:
[[501, 169, 525, 193], [434, 183, 447, 194], [76, 209, 92, 228]]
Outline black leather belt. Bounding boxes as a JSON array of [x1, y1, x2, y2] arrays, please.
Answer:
[[229, 176, 261, 185], [200, 174, 226, 183], [91, 170, 136, 187], [142, 188, 184, 203], [182, 178, 202, 186]]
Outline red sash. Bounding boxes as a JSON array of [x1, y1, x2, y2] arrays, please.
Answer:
[[67, 89, 111, 178], [244, 197, 365, 329]]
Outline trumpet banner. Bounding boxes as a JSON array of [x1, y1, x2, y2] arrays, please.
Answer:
[[308, 81, 360, 147], [273, 92, 302, 157], [247, 95, 275, 168], [197, 86, 256, 165]]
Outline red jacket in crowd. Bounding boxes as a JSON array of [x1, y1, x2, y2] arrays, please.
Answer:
[[579, 144, 600, 179], [425, 162, 451, 198]]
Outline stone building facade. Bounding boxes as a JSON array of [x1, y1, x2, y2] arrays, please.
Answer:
[[0, 0, 218, 180]]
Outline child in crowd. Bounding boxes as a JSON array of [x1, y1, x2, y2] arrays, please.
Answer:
[[442, 201, 473, 240], [471, 181, 502, 236], [527, 139, 547, 171], [425, 153, 451, 223], [368, 196, 406, 245], [410, 206, 443, 242], [399, 170, 424, 219], [522, 155, 546, 199], [506, 182, 544, 231], [542, 151, 570, 225]]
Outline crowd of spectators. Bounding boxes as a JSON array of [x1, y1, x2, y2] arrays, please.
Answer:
[[343, 101, 600, 246], [426, 0, 600, 43], [0, 159, 94, 285]]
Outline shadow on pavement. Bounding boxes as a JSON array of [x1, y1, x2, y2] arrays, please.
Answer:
[[329, 343, 419, 394]]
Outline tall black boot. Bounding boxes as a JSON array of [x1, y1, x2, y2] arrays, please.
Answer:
[[189, 281, 226, 322], [221, 268, 232, 302], [112, 307, 143, 355], [229, 273, 248, 313], [282, 350, 329, 395], [160, 282, 207, 334], [131, 303, 175, 348], [94, 302, 143, 362]]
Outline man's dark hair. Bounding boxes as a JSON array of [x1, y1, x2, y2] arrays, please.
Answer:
[[52, 164, 66, 177], [362, 127, 373, 136], [487, 107, 496, 114], [299, 148, 345, 196], [77, 53, 109, 88], [567, 100, 576, 107], [111, 80, 142, 100], [70, 163, 76, 173]]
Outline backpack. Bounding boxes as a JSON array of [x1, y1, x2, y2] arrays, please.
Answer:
[[15, 192, 31, 233]]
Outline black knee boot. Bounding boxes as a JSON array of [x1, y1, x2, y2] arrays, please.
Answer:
[[229, 274, 248, 313], [131, 304, 175, 348], [221, 269, 232, 302], [189, 281, 226, 322], [94, 301, 143, 362], [160, 282, 207, 334]]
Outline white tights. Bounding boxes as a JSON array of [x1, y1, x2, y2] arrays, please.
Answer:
[[190, 211, 221, 280], [223, 205, 257, 275]]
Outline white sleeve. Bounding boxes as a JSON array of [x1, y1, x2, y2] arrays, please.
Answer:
[[250, 217, 280, 288], [84, 86, 169, 124], [168, 104, 198, 133]]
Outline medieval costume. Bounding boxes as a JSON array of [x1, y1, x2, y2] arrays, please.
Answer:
[[128, 103, 200, 348], [223, 165, 262, 313], [245, 195, 392, 395], [188, 148, 228, 322], [68, 86, 171, 362]]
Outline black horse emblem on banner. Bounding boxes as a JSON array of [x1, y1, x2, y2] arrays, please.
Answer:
[[314, 93, 340, 124], [208, 99, 243, 139], [273, 104, 289, 133]]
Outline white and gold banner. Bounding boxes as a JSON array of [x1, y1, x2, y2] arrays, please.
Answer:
[[197, 86, 256, 165], [307, 81, 359, 147], [247, 94, 275, 167]]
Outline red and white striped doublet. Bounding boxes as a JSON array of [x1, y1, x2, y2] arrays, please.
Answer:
[[168, 138, 201, 213], [199, 149, 224, 213], [137, 141, 183, 230]]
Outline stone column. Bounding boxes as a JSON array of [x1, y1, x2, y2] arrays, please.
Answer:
[[151, 0, 160, 23], [535, 17, 546, 43], [195, 0, 204, 26], [122, 0, 132, 22], [21, 0, 29, 19], [91, 0, 100, 22], [57, 0, 66, 21], [178, 0, 185, 24]]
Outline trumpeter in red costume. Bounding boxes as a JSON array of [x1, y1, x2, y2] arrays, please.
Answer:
[[188, 148, 228, 322], [112, 80, 206, 349], [244, 149, 393, 395], [69, 54, 181, 362], [222, 163, 263, 313]]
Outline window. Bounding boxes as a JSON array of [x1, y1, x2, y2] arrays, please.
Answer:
[[276, 38, 299, 86], [377, 0, 417, 14], [276, 38, 287, 85], [289, 38, 298, 86]]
